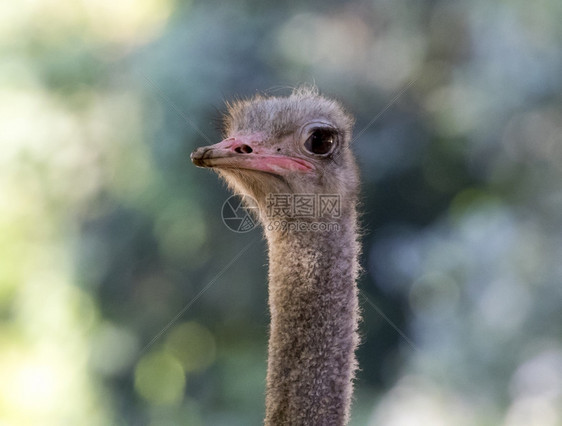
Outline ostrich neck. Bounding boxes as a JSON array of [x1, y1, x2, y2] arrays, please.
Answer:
[[264, 213, 360, 426]]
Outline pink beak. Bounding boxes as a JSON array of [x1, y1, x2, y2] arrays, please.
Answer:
[[191, 135, 314, 174]]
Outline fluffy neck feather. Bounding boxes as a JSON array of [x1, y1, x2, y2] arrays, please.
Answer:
[[263, 210, 360, 425]]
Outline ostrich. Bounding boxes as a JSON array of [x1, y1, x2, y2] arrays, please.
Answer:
[[191, 87, 360, 425]]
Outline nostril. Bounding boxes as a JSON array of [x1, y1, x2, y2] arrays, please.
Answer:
[[234, 144, 253, 154]]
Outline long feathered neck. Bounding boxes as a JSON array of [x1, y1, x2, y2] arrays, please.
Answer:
[[263, 208, 360, 425]]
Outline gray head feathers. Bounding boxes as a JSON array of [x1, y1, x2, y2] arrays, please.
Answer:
[[224, 86, 354, 141]]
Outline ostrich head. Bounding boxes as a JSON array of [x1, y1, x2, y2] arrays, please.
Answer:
[[191, 87, 359, 219]]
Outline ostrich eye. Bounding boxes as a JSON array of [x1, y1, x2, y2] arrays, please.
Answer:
[[304, 128, 336, 156]]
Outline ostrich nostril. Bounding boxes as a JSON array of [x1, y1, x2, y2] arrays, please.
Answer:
[[234, 144, 253, 154]]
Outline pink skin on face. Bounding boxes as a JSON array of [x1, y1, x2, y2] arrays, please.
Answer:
[[191, 134, 314, 174]]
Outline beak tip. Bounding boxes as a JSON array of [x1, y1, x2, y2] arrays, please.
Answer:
[[190, 148, 206, 167]]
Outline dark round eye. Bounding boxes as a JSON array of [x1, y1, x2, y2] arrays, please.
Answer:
[[304, 129, 336, 155]]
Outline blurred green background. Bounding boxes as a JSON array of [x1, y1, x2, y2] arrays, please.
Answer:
[[1, 0, 562, 424]]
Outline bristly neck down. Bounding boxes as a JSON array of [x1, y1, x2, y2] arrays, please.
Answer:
[[263, 208, 360, 426]]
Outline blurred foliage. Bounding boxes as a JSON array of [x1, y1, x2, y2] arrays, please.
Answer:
[[1, 0, 562, 425]]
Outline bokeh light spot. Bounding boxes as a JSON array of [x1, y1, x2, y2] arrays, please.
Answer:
[[134, 351, 185, 405], [90, 322, 139, 377], [165, 322, 216, 373]]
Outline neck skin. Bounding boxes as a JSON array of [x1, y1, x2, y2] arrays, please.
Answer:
[[263, 211, 360, 425]]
